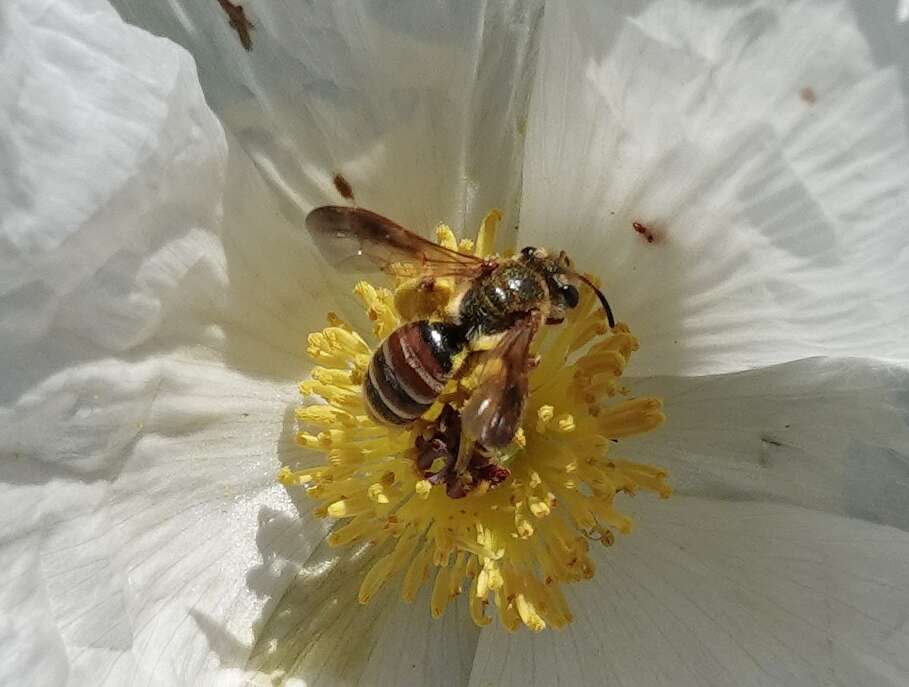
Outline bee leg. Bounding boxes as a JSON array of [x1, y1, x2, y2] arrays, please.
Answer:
[[453, 435, 475, 478], [415, 437, 448, 472], [445, 476, 471, 499]]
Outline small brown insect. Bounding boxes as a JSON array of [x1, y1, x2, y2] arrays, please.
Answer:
[[333, 174, 355, 202], [216, 0, 254, 51], [633, 221, 656, 244], [306, 206, 616, 487]]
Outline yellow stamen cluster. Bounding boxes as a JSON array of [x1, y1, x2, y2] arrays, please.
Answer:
[[280, 211, 669, 631]]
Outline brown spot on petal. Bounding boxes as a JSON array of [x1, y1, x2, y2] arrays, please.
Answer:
[[333, 173, 355, 202], [799, 87, 817, 104], [632, 221, 662, 245], [216, 0, 254, 51]]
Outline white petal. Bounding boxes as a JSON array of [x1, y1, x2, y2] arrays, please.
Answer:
[[110, 0, 545, 242], [0, 3, 332, 685], [469, 497, 909, 687], [629, 356, 909, 529], [0, 356, 323, 687], [243, 538, 479, 687], [0, 0, 227, 353], [521, 0, 909, 375], [469, 355, 909, 685]]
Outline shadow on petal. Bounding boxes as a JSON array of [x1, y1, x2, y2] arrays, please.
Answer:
[[194, 510, 481, 687], [188, 399, 483, 686]]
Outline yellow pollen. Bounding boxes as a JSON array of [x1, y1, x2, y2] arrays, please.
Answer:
[[283, 209, 668, 631]]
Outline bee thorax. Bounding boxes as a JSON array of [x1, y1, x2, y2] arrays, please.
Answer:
[[458, 263, 548, 336]]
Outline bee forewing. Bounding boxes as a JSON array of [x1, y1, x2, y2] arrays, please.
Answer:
[[462, 382, 528, 448], [305, 206, 388, 273], [305, 206, 487, 277]]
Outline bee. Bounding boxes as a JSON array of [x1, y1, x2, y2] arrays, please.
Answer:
[[305, 206, 615, 469]]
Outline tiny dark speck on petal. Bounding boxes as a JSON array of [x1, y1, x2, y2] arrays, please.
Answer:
[[761, 434, 783, 448], [759, 434, 785, 466], [799, 86, 817, 104]]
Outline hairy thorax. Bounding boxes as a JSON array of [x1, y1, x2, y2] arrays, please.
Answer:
[[457, 262, 548, 336]]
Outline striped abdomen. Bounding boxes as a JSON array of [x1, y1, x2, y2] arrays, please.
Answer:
[[364, 320, 467, 426]]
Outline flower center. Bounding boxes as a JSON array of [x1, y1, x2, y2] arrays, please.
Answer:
[[279, 212, 669, 631]]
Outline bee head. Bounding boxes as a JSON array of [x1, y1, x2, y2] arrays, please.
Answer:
[[520, 247, 615, 328], [549, 268, 580, 314], [519, 247, 581, 316], [553, 251, 579, 304], [520, 246, 546, 261]]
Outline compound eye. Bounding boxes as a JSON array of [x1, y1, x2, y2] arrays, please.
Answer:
[[561, 284, 580, 308], [521, 246, 537, 259]]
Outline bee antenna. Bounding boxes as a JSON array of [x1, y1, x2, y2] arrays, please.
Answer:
[[575, 273, 616, 329]]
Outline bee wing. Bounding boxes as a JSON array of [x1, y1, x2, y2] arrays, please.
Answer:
[[305, 206, 488, 278], [461, 317, 541, 448]]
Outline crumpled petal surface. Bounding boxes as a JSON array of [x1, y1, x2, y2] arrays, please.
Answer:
[[469, 498, 909, 687], [0, 3, 312, 685], [630, 356, 909, 529], [521, 0, 909, 376], [468, 356, 909, 687], [109, 0, 545, 245], [0, 0, 226, 352]]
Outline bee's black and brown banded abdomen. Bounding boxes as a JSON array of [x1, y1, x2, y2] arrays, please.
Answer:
[[363, 320, 467, 426]]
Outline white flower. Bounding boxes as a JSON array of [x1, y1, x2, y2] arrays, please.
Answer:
[[2, 0, 909, 685]]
